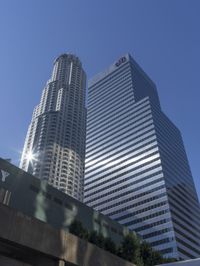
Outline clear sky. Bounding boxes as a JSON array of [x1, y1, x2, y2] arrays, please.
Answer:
[[0, 0, 199, 198]]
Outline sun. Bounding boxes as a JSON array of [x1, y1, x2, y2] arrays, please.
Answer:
[[26, 151, 36, 162]]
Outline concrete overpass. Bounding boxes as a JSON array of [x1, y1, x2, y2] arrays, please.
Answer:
[[0, 203, 134, 266]]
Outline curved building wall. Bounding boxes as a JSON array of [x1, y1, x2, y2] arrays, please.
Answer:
[[20, 54, 86, 201]]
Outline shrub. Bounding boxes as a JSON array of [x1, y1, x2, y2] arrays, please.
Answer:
[[104, 237, 117, 254], [88, 231, 105, 248], [69, 220, 89, 239], [69, 220, 177, 265], [118, 233, 143, 265]]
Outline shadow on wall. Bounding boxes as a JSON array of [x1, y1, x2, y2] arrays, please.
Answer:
[[0, 158, 134, 266], [0, 158, 66, 265]]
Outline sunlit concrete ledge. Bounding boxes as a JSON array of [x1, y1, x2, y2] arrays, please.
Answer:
[[0, 203, 135, 266]]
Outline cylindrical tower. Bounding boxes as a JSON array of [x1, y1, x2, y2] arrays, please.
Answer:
[[20, 54, 86, 201]]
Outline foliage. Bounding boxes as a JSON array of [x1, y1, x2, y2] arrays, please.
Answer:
[[118, 233, 143, 266], [162, 257, 178, 263], [140, 241, 177, 265], [104, 237, 117, 254], [69, 220, 89, 239], [140, 241, 157, 266], [89, 230, 105, 248], [69, 220, 177, 266]]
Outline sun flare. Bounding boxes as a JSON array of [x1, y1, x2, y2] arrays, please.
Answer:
[[26, 151, 36, 162]]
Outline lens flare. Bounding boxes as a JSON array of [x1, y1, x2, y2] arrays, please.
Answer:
[[26, 151, 37, 162]]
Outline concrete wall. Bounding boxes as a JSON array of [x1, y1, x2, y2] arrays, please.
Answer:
[[0, 203, 134, 266], [0, 255, 32, 266], [0, 158, 129, 245]]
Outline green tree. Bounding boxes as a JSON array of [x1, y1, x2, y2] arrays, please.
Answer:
[[69, 220, 89, 239], [104, 237, 117, 254], [140, 241, 153, 266], [68, 221, 177, 265], [89, 231, 105, 248], [140, 241, 177, 265], [118, 233, 143, 266]]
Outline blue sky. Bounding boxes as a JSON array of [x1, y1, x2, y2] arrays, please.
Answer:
[[0, 0, 199, 198]]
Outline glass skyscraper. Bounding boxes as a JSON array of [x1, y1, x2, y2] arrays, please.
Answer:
[[84, 54, 200, 259], [20, 54, 86, 201]]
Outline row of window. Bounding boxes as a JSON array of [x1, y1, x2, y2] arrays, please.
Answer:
[[168, 189, 200, 221], [134, 218, 171, 233], [88, 78, 133, 111], [169, 200, 200, 228], [142, 227, 173, 240], [176, 237, 200, 255], [150, 237, 172, 247], [87, 98, 150, 137], [96, 174, 164, 213], [85, 134, 156, 168], [99, 191, 167, 217], [85, 143, 158, 181], [123, 209, 170, 227], [86, 125, 155, 161], [87, 184, 166, 213], [171, 210, 200, 236], [85, 157, 161, 195], [86, 109, 152, 151], [159, 247, 173, 255], [84, 156, 161, 199], [178, 247, 195, 259], [86, 140, 158, 180], [85, 126, 155, 162], [88, 63, 130, 97], [115, 200, 168, 223], [88, 65, 131, 97], [30, 184, 73, 210], [175, 227, 200, 247], [88, 95, 148, 127], [86, 111, 153, 153], [87, 90, 133, 124]]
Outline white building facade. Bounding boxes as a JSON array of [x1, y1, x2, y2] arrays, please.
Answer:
[[20, 54, 86, 201]]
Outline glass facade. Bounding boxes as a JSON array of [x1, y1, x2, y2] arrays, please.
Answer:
[[84, 54, 200, 259]]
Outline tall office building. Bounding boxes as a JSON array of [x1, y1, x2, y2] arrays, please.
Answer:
[[84, 54, 200, 259], [20, 54, 86, 201]]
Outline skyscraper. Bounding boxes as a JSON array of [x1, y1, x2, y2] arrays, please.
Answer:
[[20, 54, 86, 201], [84, 54, 200, 259]]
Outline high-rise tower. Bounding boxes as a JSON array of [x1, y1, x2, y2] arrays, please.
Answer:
[[20, 54, 86, 201], [84, 54, 200, 259]]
